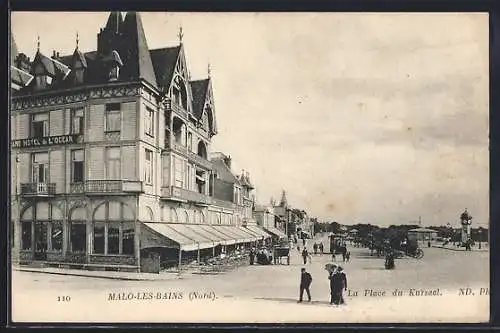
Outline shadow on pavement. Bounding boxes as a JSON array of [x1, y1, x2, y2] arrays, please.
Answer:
[[254, 297, 334, 307]]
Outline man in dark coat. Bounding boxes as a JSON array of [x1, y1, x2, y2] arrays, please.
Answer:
[[249, 248, 255, 265], [337, 267, 348, 304], [298, 268, 312, 302], [301, 248, 309, 265], [329, 267, 347, 305]]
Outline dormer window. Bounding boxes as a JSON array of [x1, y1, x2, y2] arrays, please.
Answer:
[[109, 66, 119, 81], [107, 50, 123, 82], [35, 75, 52, 90]]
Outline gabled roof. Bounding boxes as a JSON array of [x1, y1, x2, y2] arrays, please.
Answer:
[[119, 12, 158, 88], [32, 51, 56, 76], [105, 11, 123, 33], [72, 49, 88, 68], [211, 157, 241, 185], [190, 79, 209, 119], [150, 46, 181, 89]]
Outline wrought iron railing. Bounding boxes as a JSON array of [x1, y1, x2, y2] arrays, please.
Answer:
[[164, 99, 188, 118], [161, 186, 213, 205], [20, 182, 56, 196]]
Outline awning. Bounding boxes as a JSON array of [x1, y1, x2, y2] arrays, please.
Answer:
[[214, 225, 259, 243], [264, 226, 288, 239], [245, 225, 272, 239], [196, 224, 237, 245], [142, 223, 218, 251]]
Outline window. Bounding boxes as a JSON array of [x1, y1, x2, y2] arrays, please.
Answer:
[[35, 75, 52, 89], [105, 103, 121, 132], [93, 222, 105, 254], [144, 149, 153, 184], [186, 165, 192, 190], [144, 107, 154, 137], [70, 221, 87, 253], [71, 108, 84, 134], [31, 113, 49, 137], [71, 150, 84, 183], [51, 222, 63, 252], [108, 223, 120, 254], [109, 66, 120, 81], [106, 147, 121, 180], [21, 222, 31, 250], [32, 152, 49, 183], [187, 132, 193, 151], [122, 223, 135, 255]]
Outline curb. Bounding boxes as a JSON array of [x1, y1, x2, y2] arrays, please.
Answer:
[[432, 246, 488, 252], [14, 268, 180, 281]]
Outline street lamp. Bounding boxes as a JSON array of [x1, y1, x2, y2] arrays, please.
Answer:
[[478, 228, 482, 249]]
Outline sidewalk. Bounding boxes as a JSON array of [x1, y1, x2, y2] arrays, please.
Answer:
[[14, 266, 185, 281], [432, 244, 489, 252]]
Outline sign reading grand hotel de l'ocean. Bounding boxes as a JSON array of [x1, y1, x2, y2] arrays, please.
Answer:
[[11, 134, 83, 149]]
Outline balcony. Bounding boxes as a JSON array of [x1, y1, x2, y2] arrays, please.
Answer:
[[164, 139, 188, 157], [187, 151, 212, 170], [161, 186, 213, 205], [84, 180, 144, 195], [20, 182, 56, 197], [164, 99, 188, 118]]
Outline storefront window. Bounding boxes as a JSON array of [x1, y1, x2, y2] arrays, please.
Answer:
[[108, 223, 120, 254], [93, 222, 105, 254], [51, 222, 63, 252], [122, 223, 135, 255], [70, 222, 87, 253], [21, 222, 31, 250]]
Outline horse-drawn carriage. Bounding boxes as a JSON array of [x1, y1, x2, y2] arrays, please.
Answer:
[[273, 240, 291, 265], [394, 241, 424, 259]]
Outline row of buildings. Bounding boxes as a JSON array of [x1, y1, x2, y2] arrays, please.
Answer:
[[9, 12, 294, 272]]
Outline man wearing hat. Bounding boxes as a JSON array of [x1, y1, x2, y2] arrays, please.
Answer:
[[327, 264, 338, 304], [298, 267, 313, 303], [337, 266, 348, 305]]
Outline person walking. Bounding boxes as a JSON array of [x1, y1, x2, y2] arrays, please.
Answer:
[[342, 246, 347, 262], [302, 248, 309, 265], [345, 251, 351, 262], [319, 242, 324, 254], [313, 243, 318, 255], [298, 268, 312, 302], [337, 266, 348, 304], [328, 266, 340, 305], [249, 248, 255, 265], [332, 250, 336, 262]]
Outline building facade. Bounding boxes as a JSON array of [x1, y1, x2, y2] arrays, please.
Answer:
[[10, 12, 269, 272]]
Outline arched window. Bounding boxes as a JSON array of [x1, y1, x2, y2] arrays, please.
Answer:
[[92, 201, 135, 255], [197, 141, 207, 159]]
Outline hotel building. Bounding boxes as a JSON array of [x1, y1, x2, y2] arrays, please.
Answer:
[[10, 12, 270, 272]]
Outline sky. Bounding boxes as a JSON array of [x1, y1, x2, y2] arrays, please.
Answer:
[[11, 12, 489, 227]]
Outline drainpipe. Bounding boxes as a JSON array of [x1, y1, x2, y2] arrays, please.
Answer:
[[135, 195, 140, 272]]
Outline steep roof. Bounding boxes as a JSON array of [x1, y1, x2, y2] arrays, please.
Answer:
[[119, 12, 158, 88], [150, 46, 181, 89], [211, 157, 241, 185], [190, 79, 209, 119], [105, 11, 123, 33]]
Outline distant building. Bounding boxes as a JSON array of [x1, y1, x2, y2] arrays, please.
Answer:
[[253, 204, 287, 240], [407, 228, 438, 243]]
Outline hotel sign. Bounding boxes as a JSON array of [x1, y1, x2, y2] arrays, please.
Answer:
[[11, 134, 83, 149]]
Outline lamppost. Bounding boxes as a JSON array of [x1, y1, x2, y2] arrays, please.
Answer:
[[478, 227, 482, 249]]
